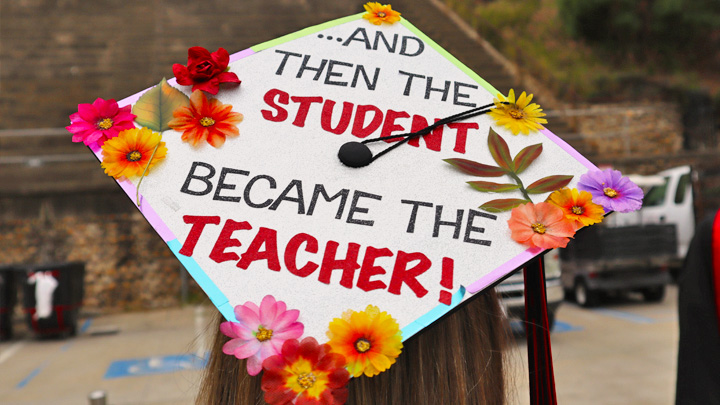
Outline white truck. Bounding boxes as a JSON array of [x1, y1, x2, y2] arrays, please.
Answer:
[[560, 165, 695, 306]]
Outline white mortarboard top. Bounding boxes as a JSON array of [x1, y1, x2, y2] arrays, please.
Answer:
[[74, 8, 600, 344]]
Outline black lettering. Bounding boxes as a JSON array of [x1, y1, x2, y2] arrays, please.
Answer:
[[454, 82, 478, 107], [213, 168, 249, 202], [342, 27, 371, 49], [464, 209, 496, 246], [400, 199, 434, 233], [274, 50, 303, 75], [433, 205, 463, 239], [346, 191, 382, 226], [398, 70, 425, 97], [324, 60, 352, 86], [269, 180, 306, 214], [181, 161, 216, 196], [244, 175, 277, 208], [307, 185, 349, 219]]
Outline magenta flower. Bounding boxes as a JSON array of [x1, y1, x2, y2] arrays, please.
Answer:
[[577, 169, 644, 213], [220, 295, 304, 376], [66, 98, 136, 146]]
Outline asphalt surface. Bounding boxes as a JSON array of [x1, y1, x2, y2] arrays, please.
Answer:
[[0, 287, 679, 405]]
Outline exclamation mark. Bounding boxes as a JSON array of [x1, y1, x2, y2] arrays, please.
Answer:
[[439, 257, 454, 305]]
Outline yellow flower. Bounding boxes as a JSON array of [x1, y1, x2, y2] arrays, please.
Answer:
[[326, 305, 402, 377], [488, 89, 548, 135], [100, 127, 167, 179], [547, 188, 605, 230], [362, 2, 401, 25]]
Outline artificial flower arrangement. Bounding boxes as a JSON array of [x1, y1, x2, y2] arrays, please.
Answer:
[[220, 295, 403, 404], [65, 4, 634, 403], [446, 88, 644, 250], [66, 47, 243, 205]]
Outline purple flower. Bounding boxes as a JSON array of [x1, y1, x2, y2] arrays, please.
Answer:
[[220, 295, 304, 376], [577, 169, 644, 213]]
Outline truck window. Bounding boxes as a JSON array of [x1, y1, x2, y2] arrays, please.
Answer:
[[643, 177, 670, 207], [674, 173, 690, 204]]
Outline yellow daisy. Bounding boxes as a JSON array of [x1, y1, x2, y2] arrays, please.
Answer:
[[362, 2, 401, 25], [488, 89, 548, 135]]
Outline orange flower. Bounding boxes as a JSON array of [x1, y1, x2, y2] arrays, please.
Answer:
[[326, 305, 402, 378], [362, 2, 401, 25], [547, 188, 604, 230], [168, 90, 243, 148], [100, 127, 167, 179], [507, 202, 575, 249]]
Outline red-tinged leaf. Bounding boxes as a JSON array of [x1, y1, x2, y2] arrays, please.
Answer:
[[443, 158, 506, 177], [479, 198, 528, 213], [468, 181, 520, 193], [512, 143, 543, 174], [526, 175, 574, 194], [488, 128, 514, 171]]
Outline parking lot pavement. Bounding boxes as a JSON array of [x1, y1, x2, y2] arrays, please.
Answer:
[[0, 288, 679, 405], [0, 306, 211, 405], [511, 285, 679, 405]]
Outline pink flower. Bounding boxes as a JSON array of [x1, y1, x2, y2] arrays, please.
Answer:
[[66, 98, 136, 146], [507, 202, 576, 249], [220, 295, 304, 376]]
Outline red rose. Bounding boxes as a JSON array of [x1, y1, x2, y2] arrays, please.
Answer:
[[172, 47, 241, 95]]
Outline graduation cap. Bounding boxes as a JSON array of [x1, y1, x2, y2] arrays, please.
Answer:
[[68, 3, 643, 404]]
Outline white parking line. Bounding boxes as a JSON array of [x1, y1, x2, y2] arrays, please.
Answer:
[[0, 342, 25, 365]]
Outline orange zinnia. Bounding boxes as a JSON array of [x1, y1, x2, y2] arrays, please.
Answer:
[[100, 127, 167, 179], [547, 188, 604, 230], [362, 2, 401, 25], [168, 90, 243, 148], [326, 305, 402, 378], [507, 202, 575, 249]]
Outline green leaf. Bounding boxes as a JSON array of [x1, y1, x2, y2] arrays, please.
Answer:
[[479, 198, 528, 213], [468, 181, 520, 193], [526, 175, 574, 194], [133, 78, 190, 132], [488, 128, 514, 171], [443, 158, 506, 177], [512, 143, 543, 174]]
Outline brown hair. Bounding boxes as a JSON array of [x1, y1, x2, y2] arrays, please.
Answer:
[[197, 289, 510, 405]]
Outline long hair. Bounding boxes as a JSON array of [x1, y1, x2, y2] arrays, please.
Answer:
[[197, 288, 510, 404]]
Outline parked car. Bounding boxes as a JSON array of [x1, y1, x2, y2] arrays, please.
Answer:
[[561, 165, 694, 306], [498, 249, 563, 331]]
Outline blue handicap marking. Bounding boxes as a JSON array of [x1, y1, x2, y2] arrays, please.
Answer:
[[104, 353, 207, 379], [553, 320, 583, 333]]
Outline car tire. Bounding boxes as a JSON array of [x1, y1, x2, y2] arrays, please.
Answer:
[[642, 285, 665, 302], [574, 279, 599, 308]]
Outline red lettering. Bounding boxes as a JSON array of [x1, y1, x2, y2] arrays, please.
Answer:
[[179, 215, 221, 256], [318, 241, 360, 289], [407, 115, 443, 151], [351, 104, 383, 138], [356, 246, 392, 292], [381, 109, 410, 143], [209, 219, 252, 263], [388, 250, 430, 298], [261, 89, 289, 122], [321, 100, 354, 135], [448, 122, 479, 154], [290, 96, 324, 127], [284, 233, 319, 277], [237, 227, 281, 271]]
